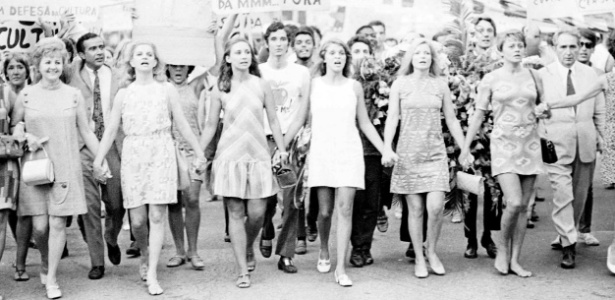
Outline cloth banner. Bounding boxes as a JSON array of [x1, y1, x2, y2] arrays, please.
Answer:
[[0, 0, 99, 22], [213, 0, 330, 14], [133, 0, 215, 67], [527, 0, 615, 20]]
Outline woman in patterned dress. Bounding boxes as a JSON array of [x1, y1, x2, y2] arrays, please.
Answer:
[[93, 42, 205, 296], [199, 38, 286, 288], [460, 31, 547, 277], [383, 38, 465, 278]]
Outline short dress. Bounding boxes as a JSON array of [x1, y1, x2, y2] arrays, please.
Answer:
[[390, 76, 450, 194], [211, 78, 278, 199], [171, 83, 202, 182], [475, 71, 544, 176], [18, 84, 87, 216], [307, 77, 364, 189], [0, 85, 19, 211], [121, 82, 177, 209]]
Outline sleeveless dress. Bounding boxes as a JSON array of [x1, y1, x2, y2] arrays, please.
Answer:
[[390, 76, 449, 194], [0, 85, 19, 211], [307, 77, 364, 189], [600, 72, 615, 184], [18, 84, 87, 216], [121, 82, 177, 209], [475, 71, 544, 176], [171, 83, 202, 181], [212, 78, 278, 199]]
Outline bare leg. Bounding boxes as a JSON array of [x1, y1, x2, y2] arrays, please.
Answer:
[[509, 175, 536, 277], [31, 215, 49, 278], [406, 194, 427, 277], [167, 192, 186, 257], [225, 197, 248, 275], [245, 197, 267, 270], [425, 192, 445, 275], [185, 182, 202, 257], [316, 187, 335, 261], [146, 204, 167, 285], [0, 211, 7, 262], [335, 187, 355, 276], [129, 206, 149, 277], [15, 216, 32, 273], [46, 216, 67, 287]]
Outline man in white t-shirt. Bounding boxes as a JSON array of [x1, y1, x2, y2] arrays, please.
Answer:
[[259, 22, 311, 273]]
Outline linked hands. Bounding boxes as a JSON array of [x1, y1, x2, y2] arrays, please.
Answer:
[[93, 160, 112, 185], [381, 147, 399, 168], [458, 148, 475, 171]]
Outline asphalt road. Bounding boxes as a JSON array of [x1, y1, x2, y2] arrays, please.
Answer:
[[2, 169, 615, 300]]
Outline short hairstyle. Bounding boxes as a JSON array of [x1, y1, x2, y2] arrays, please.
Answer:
[[496, 30, 526, 52], [264, 22, 290, 45], [317, 39, 352, 78], [31, 38, 69, 80], [2, 52, 31, 84], [355, 25, 374, 35], [292, 27, 315, 46], [397, 38, 440, 77], [473, 16, 497, 36], [433, 29, 454, 42], [309, 26, 322, 40], [120, 41, 165, 86], [552, 29, 581, 46], [76, 32, 102, 54], [579, 28, 598, 46], [347, 35, 373, 54], [368, 20, 386, 32], [284, 24, 299, 44], [165, 65, 196, 80]]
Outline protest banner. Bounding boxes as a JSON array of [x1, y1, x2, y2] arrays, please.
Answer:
[[0, 0, 100, 22], [527, 0, 615, 20], [133, 0, 215, 67], [213, 0, 329, 14], [0, 21, 51, 53]]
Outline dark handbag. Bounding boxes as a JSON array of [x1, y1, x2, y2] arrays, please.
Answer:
[[0, 135, 25, 159], [529, 69, 558, 163], [272, 149, 298, 189]]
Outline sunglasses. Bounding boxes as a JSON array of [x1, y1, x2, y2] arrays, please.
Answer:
[[580, 42, 594, 49]]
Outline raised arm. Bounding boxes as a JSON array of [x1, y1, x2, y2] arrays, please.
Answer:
[[209, 14, 238, 76]]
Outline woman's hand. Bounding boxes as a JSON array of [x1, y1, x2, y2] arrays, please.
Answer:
[[381, 147, 398, 167], [459, 148, 474, 170], [93, 159, 112, 184], [534, 102, 551, 119], [193, 152, 208, 175], [25, 133, 44, 152]]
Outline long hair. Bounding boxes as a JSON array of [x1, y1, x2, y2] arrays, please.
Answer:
[[397, 38, 440, 77], [316, 39, 352, 78], [119, 41, 165, 87], [217, 38, 261, 93]]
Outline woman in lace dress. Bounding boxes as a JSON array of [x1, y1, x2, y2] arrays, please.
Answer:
[[383, 38, 465, 278], [94, 42, 205, 296]]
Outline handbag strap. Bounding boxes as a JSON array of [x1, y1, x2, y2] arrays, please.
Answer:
[[27, 137, 50, 159]]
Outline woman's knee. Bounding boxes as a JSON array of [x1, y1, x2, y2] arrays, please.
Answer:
[[149, 208, 166, 225], [505, 199, 526, 214]]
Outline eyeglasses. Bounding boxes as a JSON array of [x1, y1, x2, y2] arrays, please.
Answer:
[[580, 42, 594, 49]]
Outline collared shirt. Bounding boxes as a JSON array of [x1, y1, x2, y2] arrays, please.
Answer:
[[84, 65, 112, 124], [555, 61, 577, 94]]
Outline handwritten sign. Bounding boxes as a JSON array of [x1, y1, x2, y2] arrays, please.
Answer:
[[0, 0, 100, 22], [0, 21, 49, 53], [528, 0, 615, 20], [213, 0, 329, 14], [133, 0, 215, 67]]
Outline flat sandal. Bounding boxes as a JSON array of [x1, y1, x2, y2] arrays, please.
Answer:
[[236, 273, 251, 288]]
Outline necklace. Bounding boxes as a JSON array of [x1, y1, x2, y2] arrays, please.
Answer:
[[40, 80, 62, 90]]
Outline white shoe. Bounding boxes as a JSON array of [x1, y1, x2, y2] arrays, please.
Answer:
[[334, 270, 352, 287], [579, 232, 600, 246], [317, 251, 331, 273], [607, 245, 615, 274]]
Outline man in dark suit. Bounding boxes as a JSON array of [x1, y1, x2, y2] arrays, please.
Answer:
[[69, 33, 124, 279]]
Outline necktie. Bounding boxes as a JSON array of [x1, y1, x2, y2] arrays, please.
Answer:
[[566, 69, 575, 95], [93, 69, 104, 140]]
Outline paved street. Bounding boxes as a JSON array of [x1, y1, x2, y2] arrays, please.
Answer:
[[2, 172, 615, 300]]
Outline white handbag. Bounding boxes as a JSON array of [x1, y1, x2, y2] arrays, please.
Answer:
[[22, 146, 55, 186], [456, 171, 484, 196]]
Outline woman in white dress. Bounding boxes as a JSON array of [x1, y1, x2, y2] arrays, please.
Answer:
[[301, 39, 395, 286]]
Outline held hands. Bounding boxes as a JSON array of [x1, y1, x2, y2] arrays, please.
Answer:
[[534, 103, 551, 119], [25, 133, 45, 152], [381, 147, 399, 168], [459, 149, 475, 170], [273, 151, 290, 167], [193, 154, 208, 175], [93, 159, 112, 185]]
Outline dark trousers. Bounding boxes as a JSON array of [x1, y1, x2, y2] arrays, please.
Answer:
[[351, 156, 384, 250], [306, 189, 319, 232], [464, 181, 502, 245], [297, 200, 306, 240], [399, 197, 427, 243], [579, 183, 593, 233]]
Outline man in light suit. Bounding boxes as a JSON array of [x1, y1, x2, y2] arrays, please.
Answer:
[[539, 30, 606, 269], [69, 33, 124, 279]]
